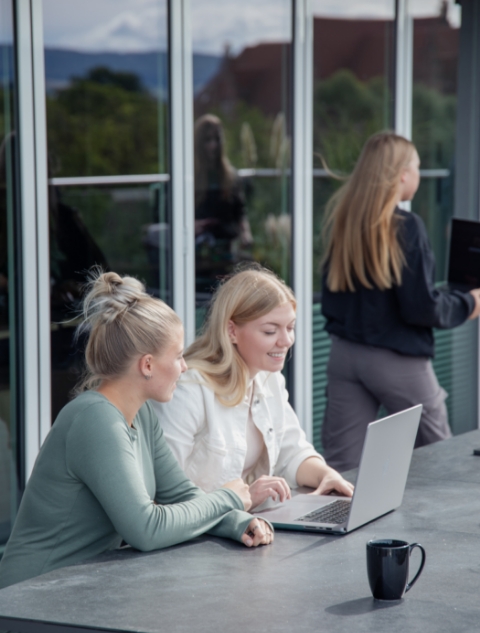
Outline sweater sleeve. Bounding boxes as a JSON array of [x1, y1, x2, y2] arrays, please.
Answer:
[[394, 213, 475, 329], [66, 401, 250, 551], [145, 402, 253, 541]]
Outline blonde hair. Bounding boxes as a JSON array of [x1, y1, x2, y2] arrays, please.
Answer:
[[74, 269, 182, 393], [185, 267, 296, 406], [323, 131, 416, 292]]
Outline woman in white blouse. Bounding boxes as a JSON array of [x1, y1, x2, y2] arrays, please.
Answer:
[[153, 267, 353, 509]]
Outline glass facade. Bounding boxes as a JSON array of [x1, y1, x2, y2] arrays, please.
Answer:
[[410, 0, 477, 435], [311, 1, 396, 450], [0, 1, 478, 551], [0, 0, 19, 547], [190, 0, 293, 318], [43, 0, 171, 418]]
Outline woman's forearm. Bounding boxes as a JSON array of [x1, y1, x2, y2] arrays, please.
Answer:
[[295, 456, 329, 488]]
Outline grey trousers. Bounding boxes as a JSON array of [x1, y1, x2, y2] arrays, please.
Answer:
[[321, 336, 451, 472]]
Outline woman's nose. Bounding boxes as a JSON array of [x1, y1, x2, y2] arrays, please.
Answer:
[[278, 329, 293, 348]]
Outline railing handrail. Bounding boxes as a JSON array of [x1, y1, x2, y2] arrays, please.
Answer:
[[48, 174, 170, 186], [48, 168, 450, 187]]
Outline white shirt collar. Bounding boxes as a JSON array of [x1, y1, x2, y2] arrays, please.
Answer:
[[251, 372, 274, 399]]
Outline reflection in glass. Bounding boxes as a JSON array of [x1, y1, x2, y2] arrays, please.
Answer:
[[191, 0, 292, 304], [411, 0, 459, 277], [311, 1, 395, 450], [410, 1, 476, 435], [0, 0, 18, 547], [194, 114, 252, 294], [43, 1, 171, 418], [43, 0, 169, 178]]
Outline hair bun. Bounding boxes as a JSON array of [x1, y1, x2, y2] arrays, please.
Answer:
[[74, 267, 182, 394], [97, 271, 144, 302], [100, 271, 123, 293], [81, 269, 147, 328]]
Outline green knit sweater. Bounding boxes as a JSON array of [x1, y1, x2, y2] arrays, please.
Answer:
[[0, 392, 252, 589]]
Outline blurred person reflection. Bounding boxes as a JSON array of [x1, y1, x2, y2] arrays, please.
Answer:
[[49, 182, 109, 321], [194, 114, 253, 294], [0, 416, 11, 543], [48, 172, 109, 418], [0, 133, 15, 543], [0, 132, 15, 331]]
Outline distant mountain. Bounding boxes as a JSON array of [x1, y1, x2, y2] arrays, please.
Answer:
[[44, 48, 222, 96]]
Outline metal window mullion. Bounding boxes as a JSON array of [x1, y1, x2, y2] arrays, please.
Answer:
[[472, 3, 480, 431], [30, 0, 51, 446], [394, 0, 413, 213], [395, 0, 413, 139], [169, 0, 195, 344], [292, 0, 313, 440], [15, 0, 41, 478]]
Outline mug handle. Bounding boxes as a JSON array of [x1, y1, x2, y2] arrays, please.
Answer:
[[405, 543, 426, 592]]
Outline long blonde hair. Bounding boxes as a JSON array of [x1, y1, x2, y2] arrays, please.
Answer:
[[323, 131, 416, 292], [74, 269, 182, 393], [185, 267, 296, 406], [194, 114, 236, 205]]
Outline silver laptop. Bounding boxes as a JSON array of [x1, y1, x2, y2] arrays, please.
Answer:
[[254, 405, 422, 535]]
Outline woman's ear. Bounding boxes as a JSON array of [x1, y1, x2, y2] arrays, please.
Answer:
[[227, 320, 237, 344], [138, 354, 153, 380]]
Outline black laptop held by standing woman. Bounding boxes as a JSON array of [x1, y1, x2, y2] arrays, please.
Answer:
[[447, 218, 480, 291]]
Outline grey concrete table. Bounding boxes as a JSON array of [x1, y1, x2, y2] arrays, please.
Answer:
[[1, 430, 480, 633]]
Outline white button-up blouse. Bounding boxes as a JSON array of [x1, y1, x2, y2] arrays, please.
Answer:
[[152, 369, 323, 492]]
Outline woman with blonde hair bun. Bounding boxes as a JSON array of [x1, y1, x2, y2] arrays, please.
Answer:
[[321, 131, 480, 472], [0, 270, 272, 590], [154, 266, 353, 509]]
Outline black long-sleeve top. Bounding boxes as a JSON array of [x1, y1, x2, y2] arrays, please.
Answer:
[[321, 208, 475, 358]]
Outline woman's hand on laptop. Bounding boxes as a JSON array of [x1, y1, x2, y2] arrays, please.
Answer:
[[249, 475, 291, 509], [296, 458, 354, 497], [242, 518, 274, 547], [313, 467, 354, 497]]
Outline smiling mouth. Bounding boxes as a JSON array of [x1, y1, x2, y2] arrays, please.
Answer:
[[268, 353, 286, 359]]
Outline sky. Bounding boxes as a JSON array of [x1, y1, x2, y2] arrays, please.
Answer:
[[42, 0, 168, 52], [0, 1, 14, 45], [41, 0, 461, 54]]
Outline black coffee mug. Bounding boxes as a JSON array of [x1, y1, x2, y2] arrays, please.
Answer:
[[366, 539, 426, 601]]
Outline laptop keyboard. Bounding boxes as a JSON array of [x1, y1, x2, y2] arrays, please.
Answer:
[[296, 499, 351, 525]]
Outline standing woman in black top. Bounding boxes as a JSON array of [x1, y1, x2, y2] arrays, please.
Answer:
[[320, 131, 480, 472]]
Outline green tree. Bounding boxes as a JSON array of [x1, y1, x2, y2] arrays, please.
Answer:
[[313, 70, 391, 173], [47, 67, 167, 177]]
